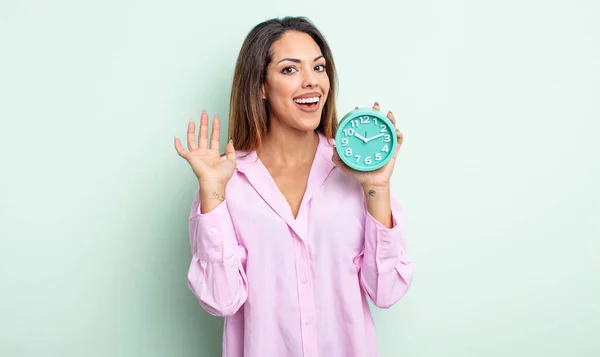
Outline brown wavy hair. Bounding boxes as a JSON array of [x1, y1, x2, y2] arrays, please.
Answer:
[[228, 16, 338, 152]]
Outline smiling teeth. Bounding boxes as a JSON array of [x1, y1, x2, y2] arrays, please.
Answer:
[[294, 97, 319, 104]]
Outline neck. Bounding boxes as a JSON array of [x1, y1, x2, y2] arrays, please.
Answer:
[[258, 123, 319, 168]]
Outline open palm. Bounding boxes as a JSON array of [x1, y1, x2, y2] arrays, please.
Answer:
[[174, 110, 236, 185]]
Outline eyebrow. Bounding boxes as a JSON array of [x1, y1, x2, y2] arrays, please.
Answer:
[[277, 55, 324, 64]]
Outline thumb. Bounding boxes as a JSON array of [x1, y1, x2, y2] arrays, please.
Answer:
[[225, 139, 237, 164], [332, 150, 349, 172]]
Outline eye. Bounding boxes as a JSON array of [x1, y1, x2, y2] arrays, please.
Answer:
[[282, 66, 297, 74], [315, 64, 326, 72]]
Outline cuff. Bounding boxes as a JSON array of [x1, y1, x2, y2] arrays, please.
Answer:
[[363, 203, 407, 273], [190, 199, 238, 263]]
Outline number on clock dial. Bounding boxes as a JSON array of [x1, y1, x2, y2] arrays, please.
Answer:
[[341, 115, 392, 165], [350, 116, 371, 127]]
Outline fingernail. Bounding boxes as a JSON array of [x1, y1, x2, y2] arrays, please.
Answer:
[[374, 101, 379, 106], [202, 109, 206, 114]]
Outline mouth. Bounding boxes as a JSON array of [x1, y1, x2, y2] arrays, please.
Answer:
[[293, 95, 320, 109]]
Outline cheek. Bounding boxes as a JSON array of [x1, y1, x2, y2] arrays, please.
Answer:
[[320, 76, 330, 94], [268, 78, 296, 101]]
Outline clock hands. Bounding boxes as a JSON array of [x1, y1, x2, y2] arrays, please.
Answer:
[[365, 133, 385, 142], [353, 132, 368, 143], [353, 131, 386, 143]]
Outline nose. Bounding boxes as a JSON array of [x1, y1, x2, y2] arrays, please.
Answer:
[[302, 69, 319, 88]]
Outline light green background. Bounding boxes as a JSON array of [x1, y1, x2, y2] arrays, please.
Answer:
[[1, 0, 598, 356]]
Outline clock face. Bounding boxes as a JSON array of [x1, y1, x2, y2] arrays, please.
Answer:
[[335, 108, 397, 171]]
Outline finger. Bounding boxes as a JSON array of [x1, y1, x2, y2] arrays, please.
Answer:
[[210, 115, 220, 151], [354, 106, 359, 110], [198, 110, 209, 149], [174, 136, 188, 158], [387, 110, 396, 126], [187, 121, 196, 151], [225, 139, 237, 164], [373, 101, 380, 111], [332, 150, 340, 165], [393, 130, 403, 159]]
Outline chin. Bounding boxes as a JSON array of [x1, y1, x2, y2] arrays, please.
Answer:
[[292, 121, 320, 133], [298, 112, 323, 130]]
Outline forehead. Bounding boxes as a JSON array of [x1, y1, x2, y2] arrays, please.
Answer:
[[269, 31, 323, 61]]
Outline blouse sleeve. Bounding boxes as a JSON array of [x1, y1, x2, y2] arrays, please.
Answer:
[[357, 193, 414, 308], [187, 191, 249, 317]]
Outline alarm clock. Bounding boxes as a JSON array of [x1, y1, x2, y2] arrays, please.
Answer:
[[335, 107, 397, 171]]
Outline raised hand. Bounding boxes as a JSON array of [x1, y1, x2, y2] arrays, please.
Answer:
[[174, 110, 236, 187]]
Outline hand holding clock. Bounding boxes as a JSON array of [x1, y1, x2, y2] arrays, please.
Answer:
[[332, 102, 403, 189]]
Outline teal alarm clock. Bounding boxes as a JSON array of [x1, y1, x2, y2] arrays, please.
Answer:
[[335, 107, 397, 171]]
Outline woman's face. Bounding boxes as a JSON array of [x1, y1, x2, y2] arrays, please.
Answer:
[[262, 31, 330, 133]]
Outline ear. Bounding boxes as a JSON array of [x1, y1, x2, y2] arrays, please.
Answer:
[[260, 84, 266, 100]]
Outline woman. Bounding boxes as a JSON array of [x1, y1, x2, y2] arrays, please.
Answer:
[[174, 16, 413, 357]]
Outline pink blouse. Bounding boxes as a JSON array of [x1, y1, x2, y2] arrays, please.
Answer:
[[187, 132, 413, 357]]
